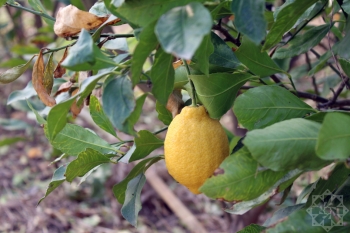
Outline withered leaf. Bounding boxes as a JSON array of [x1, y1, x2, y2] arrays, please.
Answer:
[[43, 52, 54, 94], [70, 88, 83, 118], [166, 89, 184, 118], [54, 47, 68, 78], [54, 81, 73, 97], [54, 5, 113, 37], [32, 49, 56, 107]]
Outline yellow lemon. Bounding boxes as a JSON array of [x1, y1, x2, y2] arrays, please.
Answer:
[[164, 105, 229, 194]]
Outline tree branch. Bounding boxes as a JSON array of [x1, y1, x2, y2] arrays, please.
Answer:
[[212, 24, 241, 46], [6, 2, 56, 22]]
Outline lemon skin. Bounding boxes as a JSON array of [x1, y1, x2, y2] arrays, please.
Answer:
[[164, 105, 229, 194]]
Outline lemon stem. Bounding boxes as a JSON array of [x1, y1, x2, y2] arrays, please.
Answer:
[[182, 59, 197, 106]]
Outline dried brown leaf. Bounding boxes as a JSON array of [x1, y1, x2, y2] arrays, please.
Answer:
[[166, 89, 185, 118], [54, 81, 73, 97], [70, 88, 83, 118], [32, 49, 56, 107], [54, 5, 109, 37], [54, 47, 68, 78], [43, 52, 54, 94]]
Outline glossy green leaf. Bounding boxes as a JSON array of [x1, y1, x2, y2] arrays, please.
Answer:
[[130, 130, 163, 162], [235, 37, 285, 77], [273, 24, 331, 59], [156, 101, 172, 125], [234, 86, 316, 130], [155, 2, 212, 60], [201, 147, 286, 201], [38, 165, 67, 204], [113, 156, 162, 204], [0, 55, 35, 84], [118, 94, 147, 136], [262, 0, 319, 51], [190, 72, 254, 119], [27, 100, 46, 124], [90, 95, 116, 137], [105, 0, 205, 27], [66, 148, 110, 182], [102, 75, 135, 131], [28, 0, 54, 27], [231, 0, 266, 45], [45, 123, 116, 156], [61, 29, 116, 71], [225, 169, 302, 214], [130, 21, 158, 86], [121, 173, 146, 227], [7, 81, 37, 105], [244, 118, 328, 172], [43, 52, 54, 95], [237, 224, 266, 233], [174, 65, 189, 88], [316, 113, 350, 160], [0, 137, 25, 147], [150, 48, 174, 105], [193, 34, 214, 76], [47, 96, 76, 140], [209, 32, 241, 69]]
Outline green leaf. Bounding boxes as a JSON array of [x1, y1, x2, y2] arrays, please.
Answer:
[[105, 0, 205, 27], [28, 0, 54, 27], [244, 118, 328, 171], [209, 32, 241, 69], [45, 123, 116, 156], [7, 81, 37, 105], [193, 34, 214, 76], [118, 94, 148, 136], [235, 37, 285, 77], [150, 48, 174, 105], [102, 75, 135, 131], [339, 58, 350, 77], [0, 58, 27, 68], [77, 71, 113, 105], [113, 156, 162, 204], [262, 0, 319, 51], [130, 21, 158, 86], [201, 147, 286, 201], [337, 17, 350, 60], [38, 165, 66, 205], [121, 173, 146, 227], [89, 1, 111, 16], [129, 130, 163, 162], [0, 55, 35, 84], [0, 118, 30, 131], [305, 164, 350, 208], [273, 24, 331, 59], [308, 51, 331, 76], [61, 29, 116, 71], [0, 137, 25, 147], [231, 0, 266, 45], [156, 101, 172, 125], [11, 45, 40, 55], [0, 0, 7, 7], [237, 224, 266, 233], [225, 169, 302, 214], [174, 65, 189, 88], [89, 95, 116, 137], [190, 72, 253, 119], [47, 96, 76, 140], [155, 2, 212, 60], [27, 100, 46, 124], [264, 204, 305, 227], [66, 148, 110, 182], [234, 86, 316, 130], [316, 113, 350, 160]]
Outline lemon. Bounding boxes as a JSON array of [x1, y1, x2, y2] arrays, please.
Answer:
[[164, 105, 229, 194]]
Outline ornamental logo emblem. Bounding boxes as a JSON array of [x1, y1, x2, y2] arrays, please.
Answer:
[[306, 189, 349, 232]]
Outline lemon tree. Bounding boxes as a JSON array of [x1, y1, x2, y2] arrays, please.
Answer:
[[2, 0, 350, 232]]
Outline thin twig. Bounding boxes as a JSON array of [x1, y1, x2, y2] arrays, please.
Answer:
[[310, 48, 346, 79], [6, 2, 56, 22], [319, 77, 350, 108], [212, 24, 241, 46], [305, 52, 320, 96], [71, 33, 135, 40]]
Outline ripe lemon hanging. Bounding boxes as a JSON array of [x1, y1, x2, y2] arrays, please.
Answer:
[[164, 105, 229, 194]]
